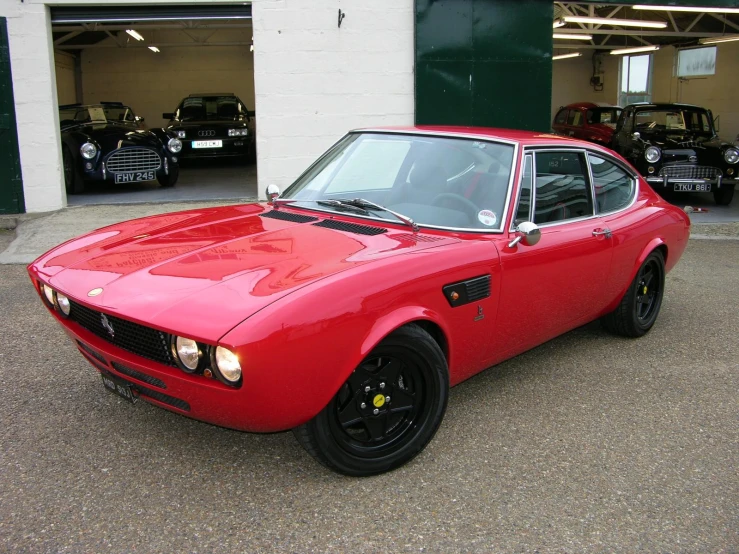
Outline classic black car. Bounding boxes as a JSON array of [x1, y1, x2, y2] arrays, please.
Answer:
[[611, 102, 738, 205], [60, 102, 181, 194], [163, 93, 255, 161]]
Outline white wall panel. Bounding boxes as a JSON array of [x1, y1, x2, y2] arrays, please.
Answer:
[[54, 50, 77, 105]]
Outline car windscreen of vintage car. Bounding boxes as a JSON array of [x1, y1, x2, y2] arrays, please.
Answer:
[[58, 105, 133, 127], [588, 108, 622, 127], [280, 132, 515, 231], [176, 96, 248, 121], [634, 108, 713, 135]]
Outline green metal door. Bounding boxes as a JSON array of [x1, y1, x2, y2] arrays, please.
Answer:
[[0, 17, 24, 214], [415, 0, 553, 132]]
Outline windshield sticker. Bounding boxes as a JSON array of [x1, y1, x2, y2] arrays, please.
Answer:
[[471, 141, 487, 150], [88, 107, 106, 122], [477, 210, 497, 227]]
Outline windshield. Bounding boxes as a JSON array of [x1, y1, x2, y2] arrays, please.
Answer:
[[587, 108, 622, 128], [634, 108, 713, 135], [176, 96, 249, 121], [58, 105, 134, 127], [281, 132, 516, 231]]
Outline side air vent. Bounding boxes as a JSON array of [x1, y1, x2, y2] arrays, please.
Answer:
[[260, 210, 318, 223], [312, 220, 387, 235], [442, 275, 491, 307], [393, 233, 444, 243]]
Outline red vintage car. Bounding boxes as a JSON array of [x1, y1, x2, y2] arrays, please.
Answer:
[[552, 102, 622, 146], [29, 127, 690, 476]]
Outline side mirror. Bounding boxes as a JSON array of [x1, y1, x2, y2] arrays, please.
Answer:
[[508, 221, 541, 248], [632, 132, 641, 140], [162, 112, 174, 120], [266, 184, 280, 204]]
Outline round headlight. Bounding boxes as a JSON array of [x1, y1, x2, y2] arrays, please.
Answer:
[[168, 137, 182, 153], [56, 293, 71, 316], [215, 346, 241, 383], [176, 130, 186, 139], [644, 146, 661, 164], [725, 148, 739, 165], [42, 284, 55, 305], [175, 336, 200, 371], [80, 142, 97, 160]]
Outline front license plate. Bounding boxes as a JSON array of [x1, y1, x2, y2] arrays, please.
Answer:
[[101, 372, 137, 404], [674, 182, 711, 192], [192, 140, 223, 149], [114, 171, 155, 183]]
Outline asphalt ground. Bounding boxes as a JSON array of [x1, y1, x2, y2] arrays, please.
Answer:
[[0, 240, 737, 553]]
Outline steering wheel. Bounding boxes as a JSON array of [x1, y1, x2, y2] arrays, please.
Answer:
[[431, 193, 479, 221]]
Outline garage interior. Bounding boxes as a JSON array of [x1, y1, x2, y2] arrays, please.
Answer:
[[51, 5, 256, 206]]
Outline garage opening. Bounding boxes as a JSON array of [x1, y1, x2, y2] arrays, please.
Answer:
[[51, 4, 256, 206]]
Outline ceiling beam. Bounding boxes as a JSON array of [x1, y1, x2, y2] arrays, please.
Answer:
[[56, 42, 251, 50], [554, 29, 731, 38], [684, 13, 704, 32], [53, 31, 82, 45], [709, 13, 739, 32]]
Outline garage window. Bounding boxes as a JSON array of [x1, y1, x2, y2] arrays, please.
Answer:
[[677, 46, 716, 78]]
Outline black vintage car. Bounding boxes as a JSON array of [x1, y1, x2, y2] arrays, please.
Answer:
[[611, 103, 738, 205], [60, 102, 181, 194], [163, 93, 255, 161]]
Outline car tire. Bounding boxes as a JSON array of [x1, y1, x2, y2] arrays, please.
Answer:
[[293, 324, 449, 476], [602, 249, 665, 338], [713, 186, 734, 206], [62, 146, 85, 194], [158, 165, 179, 188]]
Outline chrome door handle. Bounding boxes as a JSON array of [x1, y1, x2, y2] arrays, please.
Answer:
[[592, 228, 612, 238]]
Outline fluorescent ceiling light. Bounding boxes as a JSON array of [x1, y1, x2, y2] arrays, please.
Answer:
[[148, 46, 160, 53], [553, 33, 593, 40], [610, 45, 660, 55], [634, 5, 739, 14], [699, 35, 739, 45], [562, 16, 667, 29], [126, 29, 144, 41], [553, 52, 582, 60], [553, 19, 565, 28]]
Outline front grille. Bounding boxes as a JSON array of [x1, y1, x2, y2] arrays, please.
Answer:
[[111, 361, 167, 389], [659, 165, 720, 179], [260, 210, 318, 223], [77, 340, 108, 366], [106, 148, 162, 173], [312, 220, 387, 235], [69, 301, 175, 367], [101, 370, 189, 412]]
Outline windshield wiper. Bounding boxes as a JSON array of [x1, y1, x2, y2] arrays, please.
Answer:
[[271, 198, 369, 216], [337, 198, 418, 232]]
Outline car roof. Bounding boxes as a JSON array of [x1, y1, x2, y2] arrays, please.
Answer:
[[354, 126, 608, 148], [561, 102, 621, 110], [59, 103, 130, 109], [624, 102, 706, 110]]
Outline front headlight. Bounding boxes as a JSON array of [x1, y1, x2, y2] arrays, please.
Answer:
[[174, 336, 200, 372], [56, 293, 71, 316], [725, 148, 739, 164], [644, 146, 661, 163], [80, 142, 97, 160], [42, 284, 55, 305], [214, 346, 241, 383], [168, 137, 182, 153], [228, 128, 248, 137], [176, 130, 186, 139]]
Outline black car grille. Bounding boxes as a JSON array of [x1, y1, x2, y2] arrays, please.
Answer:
[[659, 165, 720, 179], [260, 210, 318, 223], [69, 301, 175, 367], [107, 148, 162, 173], [312, 220, 387, 235]]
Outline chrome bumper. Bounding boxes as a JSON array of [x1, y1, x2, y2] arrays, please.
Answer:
[[646, 175, 737, 188]]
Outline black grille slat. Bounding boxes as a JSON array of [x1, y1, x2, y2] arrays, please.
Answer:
[[312, 220, 387, 235], [76, 340, 108, 366], [139, 388, 190, 412], [69, 301, 175, 367], [465, 276, 491, 301], [107, 148, 161, 173], [111, 362, 167, 389], [659, 165, 719, 179], [393, 233, 443, 243], [260, 210, 318, 223]]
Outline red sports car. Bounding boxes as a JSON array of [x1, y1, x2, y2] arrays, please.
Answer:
[[552, 102, 622, 146], [29, 127, 690, 476]]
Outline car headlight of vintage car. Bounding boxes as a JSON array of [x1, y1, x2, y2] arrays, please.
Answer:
[[56, 292, 71, 316], [80, 142, 97, 160], [42, 283, 55, 305], [725, 148, 739, 165], [175, 130, 186, 139], [168, 137, 183, 153], [644, 146, 661, 163], [228, 128, 248, 137], [214, 346, 241, 383], [173, 336, 200, 372]]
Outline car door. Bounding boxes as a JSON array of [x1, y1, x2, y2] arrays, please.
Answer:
[[493, 149, 614, 360]]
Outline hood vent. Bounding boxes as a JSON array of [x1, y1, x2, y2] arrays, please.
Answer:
[[312, 220, 387, 235], [260, 210, 318, 223], [393, 233, 443, 243]]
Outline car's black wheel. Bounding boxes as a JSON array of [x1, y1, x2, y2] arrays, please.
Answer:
[[293, 324, 449, 476], [157, 165, 179, 187], [602, 249, 665, 338], [62, 146, 85, 194], [713, 186, 734, 206]]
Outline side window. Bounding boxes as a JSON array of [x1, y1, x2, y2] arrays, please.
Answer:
[[567, 110, 583, 126], [554, 109, 568, 125], [622, 110, 633, 134], [514, 155, 533, 224], [533, 151, 593, 224], [590, 155, 635, 213]]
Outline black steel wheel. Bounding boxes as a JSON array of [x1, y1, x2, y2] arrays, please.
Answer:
[[713, 186, 734, 206], [62, 146, 84, 194], [293, 324, 448, 476], [157, 165, 179, 188], [602, 249, 665, 338]]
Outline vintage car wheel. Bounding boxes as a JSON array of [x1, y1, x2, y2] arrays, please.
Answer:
[[62, 146, 85, 194], [293, 324, 449, 476], [157, 165, 179, 188], [713, 186, 734, 206], [602, 250, 665, 338]]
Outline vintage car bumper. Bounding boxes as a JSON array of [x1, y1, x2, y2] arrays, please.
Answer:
[[646, 175, 737, 190], [179, 137, 254, 159]]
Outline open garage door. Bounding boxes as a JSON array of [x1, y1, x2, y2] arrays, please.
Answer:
[[50, 3, 256, 206]]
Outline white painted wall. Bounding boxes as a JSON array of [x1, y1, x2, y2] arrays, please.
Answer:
[[551, 52, 619, 120], [252, 0, 415, 199], [54, 50, 77, 105]]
